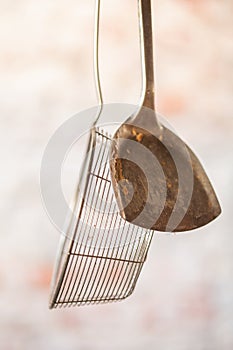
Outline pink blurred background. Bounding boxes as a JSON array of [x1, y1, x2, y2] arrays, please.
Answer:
[[0, 0, 232, 349]]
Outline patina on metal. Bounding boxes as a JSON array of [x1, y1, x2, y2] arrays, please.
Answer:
[[110, 0, 221, 232]]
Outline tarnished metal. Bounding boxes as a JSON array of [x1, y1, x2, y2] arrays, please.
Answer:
[[110, 0, 221, 232]]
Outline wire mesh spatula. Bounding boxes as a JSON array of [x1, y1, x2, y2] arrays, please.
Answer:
[[49, 1, 154, 308]]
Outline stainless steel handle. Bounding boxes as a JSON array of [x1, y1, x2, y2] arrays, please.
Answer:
[[139, 0, 155, 110]]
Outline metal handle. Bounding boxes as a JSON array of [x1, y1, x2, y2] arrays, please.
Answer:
[[93, 0, 103, 125], [94, 0, 156, 113], [139, 0, 155, 110]]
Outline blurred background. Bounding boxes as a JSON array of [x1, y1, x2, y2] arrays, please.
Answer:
[[0, 0, 233, 349]]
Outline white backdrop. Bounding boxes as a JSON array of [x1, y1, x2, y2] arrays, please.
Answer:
[[0, 1, 232, 349]]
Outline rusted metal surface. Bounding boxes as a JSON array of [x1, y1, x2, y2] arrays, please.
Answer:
[[110, 119, 221, 232], [110, 0, 221, 232]]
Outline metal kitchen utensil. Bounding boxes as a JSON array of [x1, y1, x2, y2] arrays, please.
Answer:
[[110, 0, 221, 232], [49, 0, 154, 308]]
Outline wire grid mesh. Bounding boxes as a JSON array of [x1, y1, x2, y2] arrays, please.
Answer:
[[49, 127, 154, 308]]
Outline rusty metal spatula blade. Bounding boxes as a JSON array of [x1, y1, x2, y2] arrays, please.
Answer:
[[110, 0, 221, 232]]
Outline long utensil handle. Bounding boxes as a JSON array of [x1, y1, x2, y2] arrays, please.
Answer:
[[93, 0, 103, 125], [139, 0, 155, 110]]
